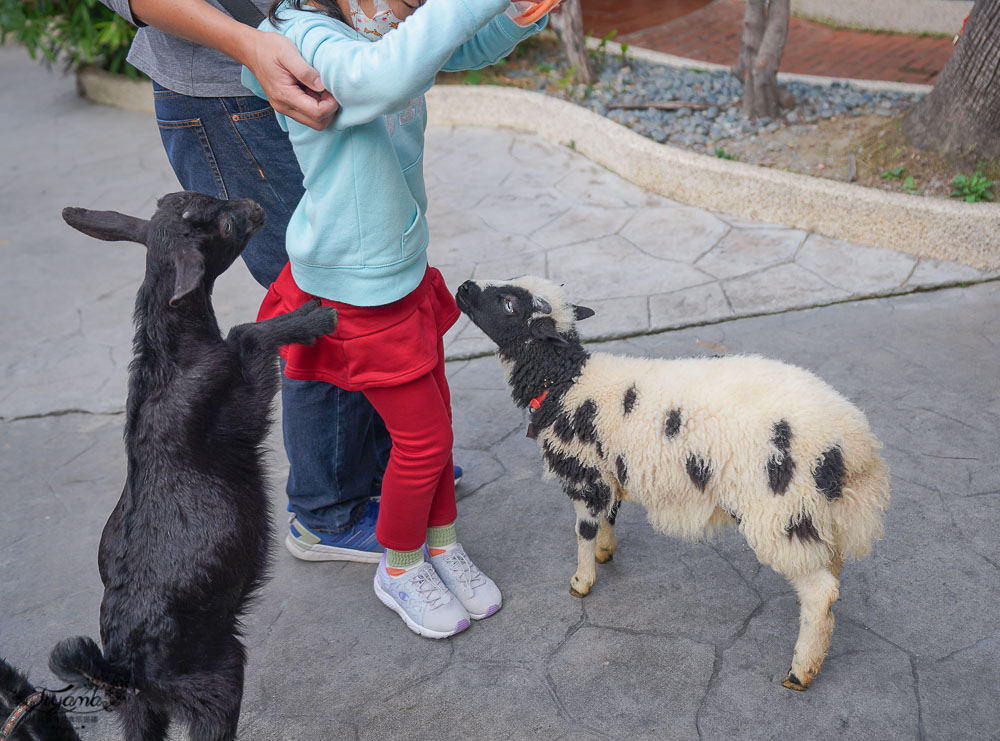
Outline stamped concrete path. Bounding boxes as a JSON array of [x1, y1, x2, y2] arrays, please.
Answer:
[[2, 45, 998, 740]]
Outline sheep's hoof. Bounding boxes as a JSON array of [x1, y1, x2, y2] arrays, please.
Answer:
[[595, 549, 614, 564], [780, 672, 810, 691], [569, 576, 591, 598]]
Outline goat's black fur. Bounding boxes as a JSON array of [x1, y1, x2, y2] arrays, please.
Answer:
[[0, 657, 80, 741], [52, 192, 336, 741]]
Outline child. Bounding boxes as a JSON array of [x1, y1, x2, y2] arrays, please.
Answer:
[[244, 0, 552, 637]]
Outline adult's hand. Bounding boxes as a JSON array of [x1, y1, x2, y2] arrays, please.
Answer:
[[128, 0, 339, 130], [242, 31, 339, 130]]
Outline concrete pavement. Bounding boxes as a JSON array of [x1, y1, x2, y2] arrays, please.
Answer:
[[1, 45, 999, 740]]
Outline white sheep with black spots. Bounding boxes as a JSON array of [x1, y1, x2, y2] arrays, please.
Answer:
[[456, 276, 890, 691]]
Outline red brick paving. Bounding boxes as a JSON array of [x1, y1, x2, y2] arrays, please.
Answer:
[[582, 0, 956, 85], [581, 0, 714, 37]]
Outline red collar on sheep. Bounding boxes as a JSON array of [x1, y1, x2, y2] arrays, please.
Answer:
[[529, 388, 549, 410], [525, 388, 550, 439]]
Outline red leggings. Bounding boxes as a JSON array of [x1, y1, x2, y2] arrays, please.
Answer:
[[364, 337, 456, 551]]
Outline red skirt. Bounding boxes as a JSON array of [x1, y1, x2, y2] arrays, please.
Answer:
[[257, 263, 460, 391]]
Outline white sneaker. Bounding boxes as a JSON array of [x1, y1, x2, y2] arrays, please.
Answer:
[[373, 555, 471, 639], [426, 543, 502, 620]]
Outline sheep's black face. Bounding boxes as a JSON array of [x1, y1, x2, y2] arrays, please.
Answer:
[[456, 278, 594, 352], [456, 280, 538, 349], [153, 192, 265, 279]]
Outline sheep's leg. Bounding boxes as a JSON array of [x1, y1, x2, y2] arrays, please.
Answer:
[[782, 567, 839, 691], [828, 549, 844, 580], [570, 501, 600, 598], [595, 500, 620, 564]]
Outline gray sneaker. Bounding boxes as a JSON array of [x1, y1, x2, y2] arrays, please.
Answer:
[[426, 543, 502, 620], [373, 555, 472, 639]]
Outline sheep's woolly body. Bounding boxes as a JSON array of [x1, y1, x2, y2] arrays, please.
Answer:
[[457, 274, 891, 690], [535, 352, 890, 578]]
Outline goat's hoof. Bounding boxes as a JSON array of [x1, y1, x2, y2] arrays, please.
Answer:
[[595, 549, 614, 564], [569, 586, 588, 598], [781, 671, 810, 691]]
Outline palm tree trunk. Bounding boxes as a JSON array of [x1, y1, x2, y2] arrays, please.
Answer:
[[903, 0, 1000, 159]]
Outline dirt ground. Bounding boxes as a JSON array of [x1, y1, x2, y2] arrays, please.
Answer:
[[714, 113, 999, 199]]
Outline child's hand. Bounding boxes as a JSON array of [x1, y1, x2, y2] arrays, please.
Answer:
[[507, 0, 562, 26], [243, 31, 339, 130]]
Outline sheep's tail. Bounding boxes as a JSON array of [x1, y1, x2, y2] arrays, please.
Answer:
[[48, 637, 131, 700], [0, 656, 81, 741], [833, 443, 891, 562]]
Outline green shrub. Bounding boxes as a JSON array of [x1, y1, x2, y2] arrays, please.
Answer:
[[0, 0, 141, 77], [951, 164, 995, 203]]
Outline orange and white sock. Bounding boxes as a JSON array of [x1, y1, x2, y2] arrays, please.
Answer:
[[385, 547, 423, 577]]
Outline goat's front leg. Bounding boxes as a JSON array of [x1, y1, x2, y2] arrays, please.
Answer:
[[595, 499, 620, 564], [227, 300, 337, 388], [229, 298, 337, 354], [570, 500, 600, 598]]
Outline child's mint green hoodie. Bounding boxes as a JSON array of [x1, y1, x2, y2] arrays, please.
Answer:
[[242, 0, 545, 306]]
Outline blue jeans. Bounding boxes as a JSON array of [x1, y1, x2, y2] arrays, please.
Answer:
[[152, 80, 390, 531]]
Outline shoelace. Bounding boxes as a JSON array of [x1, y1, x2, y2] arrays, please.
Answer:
[[442, 549, 487, 589], [409, 565, 450, 610]]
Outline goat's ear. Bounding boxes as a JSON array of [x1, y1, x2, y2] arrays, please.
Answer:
[[181, 198, 219, 225], [169, 248, 206, 307], [63, 207, 149, 245], [530, 317, 570, 347], [573, 305, 596, 321]]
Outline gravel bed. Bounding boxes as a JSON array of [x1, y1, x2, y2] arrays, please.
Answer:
[[502, 52, 925, 155]]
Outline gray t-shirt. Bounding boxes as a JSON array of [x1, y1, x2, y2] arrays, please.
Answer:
[[101, 0, 270, 97]]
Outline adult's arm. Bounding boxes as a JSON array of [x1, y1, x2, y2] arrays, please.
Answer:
[[102, 0, 338, 129]]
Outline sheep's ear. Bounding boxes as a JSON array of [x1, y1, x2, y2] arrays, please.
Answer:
[[63, 207, 149, 245], [169, 248, 205, 307], [530, 317, 570, 347], [573, 305, 595, 321]]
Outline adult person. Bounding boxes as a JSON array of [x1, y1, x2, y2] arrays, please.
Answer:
[[99, 0, 453, 561]]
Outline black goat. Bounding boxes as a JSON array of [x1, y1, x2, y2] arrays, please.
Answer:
[[49, 192, 336, 740], [0, 657, 80, 741]]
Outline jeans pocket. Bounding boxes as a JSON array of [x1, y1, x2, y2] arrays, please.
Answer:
[[223, 98, 304, 210], [156, 115, 229, 199]]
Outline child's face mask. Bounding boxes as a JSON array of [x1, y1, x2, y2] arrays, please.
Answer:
[[348, 0, 402, 40]]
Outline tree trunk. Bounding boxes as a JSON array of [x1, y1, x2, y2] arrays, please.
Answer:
[[732, 0, 790, 119], [550, 0, 594, 85], [902, 0, 1000, 159]]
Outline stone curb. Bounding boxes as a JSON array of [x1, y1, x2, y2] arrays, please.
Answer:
[[790, 0, 972, 37], [77, 66, 154, 114], [426, 85, 999, 271]]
